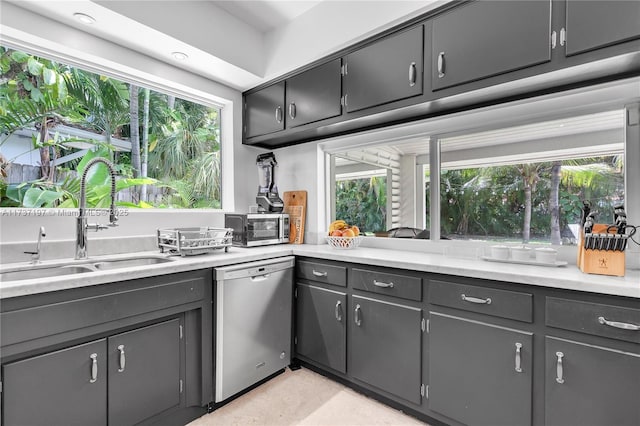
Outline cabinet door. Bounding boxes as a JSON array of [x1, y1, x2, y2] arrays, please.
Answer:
[[565, 0, 640, 56], [286, 59, 342, 128], [545, 336, 640, 426], [432, 1, 551, 91], [295, 283, 347, 373], [428, 312, 533, 426], [245, 82, 285, 138], [2, 339, 107, 426], [350, 295, 422, 404], [344, 25, 423, 113], [108, 319, 181, 426]]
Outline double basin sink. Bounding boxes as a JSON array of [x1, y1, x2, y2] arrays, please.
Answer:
[[0, 255, 175, 281]]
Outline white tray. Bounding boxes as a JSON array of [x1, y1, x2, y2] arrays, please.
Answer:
[[481, 256, 567, 267]]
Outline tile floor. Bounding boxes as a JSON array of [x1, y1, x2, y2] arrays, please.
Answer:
[[188, 367, 428, 426]]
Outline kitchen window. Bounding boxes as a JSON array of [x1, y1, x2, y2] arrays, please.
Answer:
[[0, 46, 223, 210]]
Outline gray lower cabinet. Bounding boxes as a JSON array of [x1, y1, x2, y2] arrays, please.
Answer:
[[2, 318, 181, 426], [431, 0, 552, 91], [3, 339, 108, 426], [343, 25, 423, 113], [295, 283, 347, 373], [108, 319, 181, 426], [349, 294, 422, 404], [428, 312, 533, 426], [564, 0, 640, 57], [545, 336, 640, 426]]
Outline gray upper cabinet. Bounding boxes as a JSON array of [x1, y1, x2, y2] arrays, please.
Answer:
[[428, 312, 533, 426], [295, 283, 347, 373], [108, 319, 181, 426], [545, 336, 640, 426], [245, 82, 285, 138], [3, 339, 108, 426], [432, 0, 552, 91], [564, 0, 640, 57], [349, 294, 422, 404], [286, 59, 342, 128], [343, 25, 424, 113]]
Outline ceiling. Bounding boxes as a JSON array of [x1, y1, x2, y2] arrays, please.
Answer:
[[3, 0, 438, 91]]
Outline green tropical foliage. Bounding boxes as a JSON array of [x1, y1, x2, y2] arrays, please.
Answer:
[[335, 176, 387, 233], [0, 46, 221, 209]]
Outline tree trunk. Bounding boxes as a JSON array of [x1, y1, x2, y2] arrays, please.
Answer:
[[38, 118, 50, 180], [141, 88, 150, 202], [167, 95, 175, 109], [129, 84, 141, 179], [550, 161, 562, 245], [523, 184, 532, 243]]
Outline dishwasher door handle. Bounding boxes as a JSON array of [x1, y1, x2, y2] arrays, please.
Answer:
[[250, 274, 271, 282]]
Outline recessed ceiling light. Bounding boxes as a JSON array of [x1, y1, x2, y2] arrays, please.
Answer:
[[172, 52, 189, 61], [73, 13, 96, 25]]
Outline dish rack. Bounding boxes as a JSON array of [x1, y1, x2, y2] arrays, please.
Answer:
[[157, 227, 233, 256]]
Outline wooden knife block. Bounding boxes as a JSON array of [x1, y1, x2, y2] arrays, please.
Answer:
[[577, 225, 625, 277]]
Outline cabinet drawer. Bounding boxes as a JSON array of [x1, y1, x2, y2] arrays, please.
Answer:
[[351, 268, 421, 302], [546, 297, 640, 344], [296, 260, 347, 287], [429, 280, 532, 323]]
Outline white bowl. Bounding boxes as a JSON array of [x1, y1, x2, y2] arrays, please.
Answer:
[[535, 247, 558, 263], [490, 245, 510, 260], [510, 246, 531, 261]]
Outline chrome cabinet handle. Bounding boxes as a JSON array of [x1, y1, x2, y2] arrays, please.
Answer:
[[288, 102, 296, 119], [551, 30, 557, 49], [461, 294, 492, 305], [515, 343, 523, 373], [555, 351, 565, 384], [117, 344, 126, 372], [90, 353, 98, 383], [559, 27, 566, 47], [275, 106, 283, 123], [354, 304, 362, 326], [437, 52, 445, 78], [312, 270, 328, 277], [598, 316, 640, 331], [373, 279, 394, 288], [409, 62, 417, 87], [335, 300, 342, 322]]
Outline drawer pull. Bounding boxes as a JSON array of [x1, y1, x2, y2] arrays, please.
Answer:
[[461, 294, 492, 305], [373, 279, 394, 288], [335, 300, 342, 322], [90, 353, 98, 383], [312, 270, 328, 277], [598, 316, 640, 331], [354, 304, 362, 327], [514, 343, 523, 373], [117, 344, 126, 372], [555, 351, 565, 384]]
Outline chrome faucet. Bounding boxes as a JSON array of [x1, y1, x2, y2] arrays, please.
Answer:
[[24, 226, 46, 264], [75, 158, 119, 259]]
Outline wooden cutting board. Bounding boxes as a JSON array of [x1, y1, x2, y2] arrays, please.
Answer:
[[283, 191, 307, 244]]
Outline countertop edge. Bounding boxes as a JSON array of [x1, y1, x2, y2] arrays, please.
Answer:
[[1, 245, 638, 299]]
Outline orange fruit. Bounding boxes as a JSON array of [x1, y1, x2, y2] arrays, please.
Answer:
[[350, 225, 360, 236], [342, 228, 355, 238], [331, 229, 344, 237]]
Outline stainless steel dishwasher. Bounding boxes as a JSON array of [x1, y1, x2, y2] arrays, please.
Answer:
[[214, 256, 294, 403]]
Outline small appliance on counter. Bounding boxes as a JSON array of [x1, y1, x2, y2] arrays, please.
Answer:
[[224, 213, 289, 247], [256, 152, 284, 213]]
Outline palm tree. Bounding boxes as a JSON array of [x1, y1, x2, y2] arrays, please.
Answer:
[[518, 163, 541, 243]]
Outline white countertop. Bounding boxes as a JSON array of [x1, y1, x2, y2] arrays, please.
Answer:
[[1, 244, 639, 299]]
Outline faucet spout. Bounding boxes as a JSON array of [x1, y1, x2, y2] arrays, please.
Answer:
[[75, 158, 119, 260], [24, 226, 46, 264]]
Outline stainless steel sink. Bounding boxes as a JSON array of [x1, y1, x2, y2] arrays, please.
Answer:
[[0, 265, 95, 281], [92, 256, 174, 270], [0, 255, 175, 281]]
